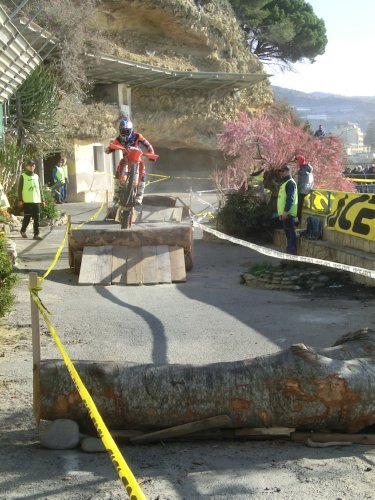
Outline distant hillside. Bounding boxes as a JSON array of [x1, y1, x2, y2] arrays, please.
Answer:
[[272, 86, 375, 134]]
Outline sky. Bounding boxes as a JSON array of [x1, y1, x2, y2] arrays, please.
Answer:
[[269, 0, 375, 97]]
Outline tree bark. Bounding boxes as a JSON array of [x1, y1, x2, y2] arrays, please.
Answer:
[[40, 329, 375, 433]]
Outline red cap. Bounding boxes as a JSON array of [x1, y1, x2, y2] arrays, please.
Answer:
[[294, 155, 305, 166]]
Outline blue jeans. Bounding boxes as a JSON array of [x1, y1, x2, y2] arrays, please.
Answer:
[[61, 182, 67, 202], [283, 216, 297, 255]]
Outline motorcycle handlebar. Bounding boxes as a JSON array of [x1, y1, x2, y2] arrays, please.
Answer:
[[107, 142, 159, 162]]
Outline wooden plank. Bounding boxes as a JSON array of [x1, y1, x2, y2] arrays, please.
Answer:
[[126, 247, 142, 285], [156, 245, 171, 283], [130, 415, 231, 444], [169, 246, 186, 282], [138, 206, 182, 223], [141, 246, 159, 284], [112, 246, 128, 284], [30, 272, 41, 425], [291, 432, 375, 445], [170, 207, 183, 222], [78, 247, 99, 285], [94, 246, 113, 285], [141, 206, 170, 222], [235, 427, 295, 437]]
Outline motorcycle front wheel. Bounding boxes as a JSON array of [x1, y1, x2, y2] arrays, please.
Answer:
[[120, 207, 133, 229]]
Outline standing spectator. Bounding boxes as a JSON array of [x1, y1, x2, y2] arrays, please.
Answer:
[[294, 155, 314, 223], [60, 157, 69, 202], [314, 124, 325, 138], [52, 157, 66, 203], [277, 165, 298, 255], [17, 160, 45, 240]]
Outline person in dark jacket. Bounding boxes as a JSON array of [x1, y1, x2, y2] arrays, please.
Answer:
[[314, 124, 325, 138], [17, 160, 45, 240], [294, 154, 314, 223], [277, 165, 298, 255]]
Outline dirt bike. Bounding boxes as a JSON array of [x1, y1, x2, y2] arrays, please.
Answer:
[[106, 142, 159, 229]]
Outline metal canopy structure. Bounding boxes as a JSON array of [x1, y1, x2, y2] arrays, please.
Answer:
[[0, 3, 41, 102], [3, 6, 269, 94], [85, 53, 269, 92]]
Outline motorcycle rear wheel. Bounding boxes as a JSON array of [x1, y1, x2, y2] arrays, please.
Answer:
[[120, 208, 133, 229], [118, 162, 137, 229]]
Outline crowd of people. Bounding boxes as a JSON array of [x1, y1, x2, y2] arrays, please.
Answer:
[[344, 164, 375, 176]]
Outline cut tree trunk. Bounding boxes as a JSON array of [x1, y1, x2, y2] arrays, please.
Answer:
[[39, 329, 375, 433]]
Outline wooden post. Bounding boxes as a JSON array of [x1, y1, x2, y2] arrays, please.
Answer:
[[67, 214, 72, 234], [30, 272, 41, 426], [105, 189, 109, 211]]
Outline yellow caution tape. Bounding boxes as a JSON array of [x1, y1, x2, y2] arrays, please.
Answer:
[[350, 177, 375, 183], [38, 224, 70, 284], [30, 289, 147, 499], [73, 199, 106, 230], [195, 210, 215, 219]]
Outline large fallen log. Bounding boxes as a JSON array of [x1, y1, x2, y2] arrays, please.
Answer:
[[39, 329, 375, 433]]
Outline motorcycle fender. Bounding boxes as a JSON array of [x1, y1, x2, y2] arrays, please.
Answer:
[[127, 148, 143, 163]]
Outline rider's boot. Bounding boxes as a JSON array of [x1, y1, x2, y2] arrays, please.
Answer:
[[135, 182, 145, 205]]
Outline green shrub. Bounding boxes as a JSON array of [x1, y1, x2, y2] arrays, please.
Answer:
[[218, 191, 274, 241], [248, 262, 279, 276], [0, 233, 17, 317], [41, 187, 59, 220]]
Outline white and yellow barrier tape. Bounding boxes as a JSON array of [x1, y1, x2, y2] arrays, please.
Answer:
[[193, 220, 375, 281]]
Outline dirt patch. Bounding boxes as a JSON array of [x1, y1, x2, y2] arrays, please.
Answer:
[[0, 322, 30, 349]]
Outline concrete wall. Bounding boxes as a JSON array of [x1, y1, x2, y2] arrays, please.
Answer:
[[273, 216, 375, 287], [69, 139, 115, 202]]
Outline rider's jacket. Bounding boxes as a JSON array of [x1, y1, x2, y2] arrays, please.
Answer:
[[111, 132, 154, 183], [116, 131, 154, 154]]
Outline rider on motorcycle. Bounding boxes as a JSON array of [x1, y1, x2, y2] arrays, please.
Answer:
[[105, 117, 155, 205]]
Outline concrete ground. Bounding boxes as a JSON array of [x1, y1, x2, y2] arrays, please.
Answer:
[[1, 194, 375, 499]]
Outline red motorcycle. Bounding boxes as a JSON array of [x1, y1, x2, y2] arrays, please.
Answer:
[[106, 141, 159, 228]]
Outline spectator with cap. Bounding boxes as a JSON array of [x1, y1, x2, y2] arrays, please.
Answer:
[[294, 154, 314, 223], [277, 164, 298, 255], [17, 160, 45, 240]]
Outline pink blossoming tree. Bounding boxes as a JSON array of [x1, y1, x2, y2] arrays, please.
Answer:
[[214, 110, 355, 197]]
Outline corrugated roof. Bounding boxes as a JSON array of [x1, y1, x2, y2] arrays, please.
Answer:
[[0, 4, 42, 101], [85, 53, 269, 91], [9, 14, 269, 93]]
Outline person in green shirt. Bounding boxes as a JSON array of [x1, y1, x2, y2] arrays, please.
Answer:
[[52, 157, 66, 204], [17, 160, 45, 240], [277, 164, 298, 255]]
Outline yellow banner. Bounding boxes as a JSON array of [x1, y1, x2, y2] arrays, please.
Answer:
[[326, 192, 375, 240], [305, 190, 335, 213]]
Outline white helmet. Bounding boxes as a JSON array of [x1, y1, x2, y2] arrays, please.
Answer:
[[119, 118, 133, 139]]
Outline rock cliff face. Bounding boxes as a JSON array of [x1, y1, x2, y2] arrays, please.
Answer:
[[93, 0, 273, 175]]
